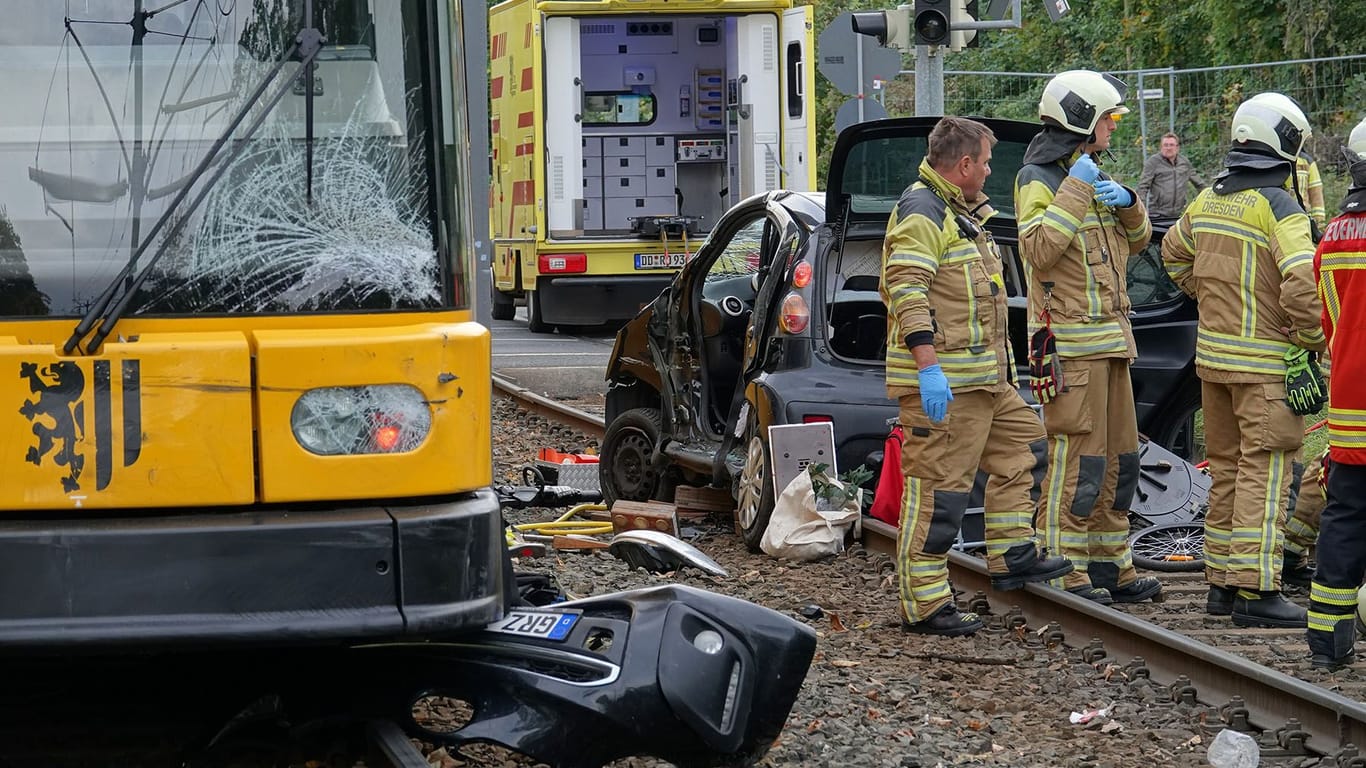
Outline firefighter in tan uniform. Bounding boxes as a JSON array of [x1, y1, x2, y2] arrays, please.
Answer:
[[883, 116, 1072, 637], [1014, 70, 1163, 606], [1295, 152, 1327, 234], [1282, 449, 1329, 586], [1161, 92, 1324, 628]]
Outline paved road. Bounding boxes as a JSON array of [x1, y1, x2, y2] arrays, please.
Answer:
[[490, 306, 618, 399]]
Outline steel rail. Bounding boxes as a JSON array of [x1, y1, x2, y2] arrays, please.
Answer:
[[492, 375, 607, 440], [863, 517, 1366, 755], [367, 720, 431, 768], [499, 384, 1366, 756]]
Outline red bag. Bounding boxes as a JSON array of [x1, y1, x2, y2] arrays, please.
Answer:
[[869, 425, 905, 526]]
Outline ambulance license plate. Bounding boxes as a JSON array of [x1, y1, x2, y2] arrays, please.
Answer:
[[487, 609, 580, 641], [634, 252, 686, 270]]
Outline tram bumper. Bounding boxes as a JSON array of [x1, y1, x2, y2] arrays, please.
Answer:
[[370, 584, 815, 767]]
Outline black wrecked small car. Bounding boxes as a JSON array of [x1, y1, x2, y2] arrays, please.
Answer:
[[601, 117, 1201, 549]]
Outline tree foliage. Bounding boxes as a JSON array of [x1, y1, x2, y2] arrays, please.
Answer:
[[806, 0, 1365, 204]]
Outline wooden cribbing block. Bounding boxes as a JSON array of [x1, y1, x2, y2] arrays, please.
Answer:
[[673, 485, 735, 521], [552, 535, 611, 551], [610, 500, 680, 537]]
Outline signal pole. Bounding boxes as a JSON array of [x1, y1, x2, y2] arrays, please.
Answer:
[[851, 0, 1045, 119], [915, 45, 944, 116]]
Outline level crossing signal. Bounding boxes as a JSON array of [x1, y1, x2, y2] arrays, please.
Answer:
[[851, 1, 977, 52], [913, 0, 950, 46]]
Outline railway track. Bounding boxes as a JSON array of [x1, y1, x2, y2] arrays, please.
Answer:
[[494, 376, 1366, 764]]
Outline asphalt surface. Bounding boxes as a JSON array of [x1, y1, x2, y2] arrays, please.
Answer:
[[490, 307, 617, 399]]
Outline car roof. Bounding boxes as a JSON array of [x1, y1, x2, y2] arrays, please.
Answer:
[[823, 117, 1042, 227]]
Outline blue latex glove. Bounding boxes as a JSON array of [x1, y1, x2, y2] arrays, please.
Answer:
[[1068, 154, 1100, 184], [918, 364, 954, 423], [1094, 179, 1133, 207]]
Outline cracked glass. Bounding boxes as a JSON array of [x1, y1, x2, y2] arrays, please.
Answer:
[[0, 0, 445, 317]]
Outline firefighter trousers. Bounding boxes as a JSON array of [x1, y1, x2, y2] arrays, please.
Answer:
[[1035, 358, 1141, 591], [1202, 380, 1303, 590], [1307, 462, 1366, 660], [1284, 450, 1326, 559], [896, 384, 1047, 623]]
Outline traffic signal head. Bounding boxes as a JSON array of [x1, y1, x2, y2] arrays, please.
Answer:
[[949, 0, 978, 52], [852, 7, 912, 50], [914, 0, 950, 47]]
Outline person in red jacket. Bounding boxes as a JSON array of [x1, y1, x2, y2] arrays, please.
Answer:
[[1307, 116, 1366, 669]]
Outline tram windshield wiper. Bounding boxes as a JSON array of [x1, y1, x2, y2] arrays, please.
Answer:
[[65, 17, 326, 356]]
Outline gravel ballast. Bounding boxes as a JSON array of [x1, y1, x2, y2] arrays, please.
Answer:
[[467, 398, 1323, 768]]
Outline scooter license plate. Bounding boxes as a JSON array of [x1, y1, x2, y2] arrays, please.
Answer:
[[487, 609, 580, 641]]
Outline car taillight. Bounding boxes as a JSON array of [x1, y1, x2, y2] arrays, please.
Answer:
[[792, 260, 813, 288], [539, 253, 587, 274], [778, 292, 809, 334], [291, 385, 431, 455], [802, 414, 832, 424]]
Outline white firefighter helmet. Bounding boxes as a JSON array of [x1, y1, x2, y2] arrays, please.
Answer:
[[1349, 115, 1366, 158], [1231, 92, 1310, 162], [1039, 70, 1130, 136]]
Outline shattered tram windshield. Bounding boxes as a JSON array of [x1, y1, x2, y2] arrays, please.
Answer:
[[0, 0, 444, 317]]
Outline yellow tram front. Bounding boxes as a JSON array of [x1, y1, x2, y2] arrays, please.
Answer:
[[0, 0, 499, 646]]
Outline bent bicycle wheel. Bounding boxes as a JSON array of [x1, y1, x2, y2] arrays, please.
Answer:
[[1129, 522, 1205, 572]]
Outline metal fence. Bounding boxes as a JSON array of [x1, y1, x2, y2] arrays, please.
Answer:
[[889, 54, 1366, 206]]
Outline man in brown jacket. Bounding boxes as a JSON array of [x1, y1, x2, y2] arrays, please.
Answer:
[[1161, 92, 1323, 628], [882, 116, 1072, 636], [1015, 70, 1163, 605], [1138, 132, 1207, 219]]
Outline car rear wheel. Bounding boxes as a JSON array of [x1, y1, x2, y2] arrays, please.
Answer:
[[600, 408, 663, 508], [736, 412, 775, 553], [1148, 381, 1205, 463]]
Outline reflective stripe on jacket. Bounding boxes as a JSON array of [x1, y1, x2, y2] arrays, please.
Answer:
[[1315, 211, 1366, 464], [1015, 159, 1151, 360], [881, 160, 1011, 395], [1160, 185, 1324, 382]]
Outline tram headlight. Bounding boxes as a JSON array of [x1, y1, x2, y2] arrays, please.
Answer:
[[291, 385, 432, 455]]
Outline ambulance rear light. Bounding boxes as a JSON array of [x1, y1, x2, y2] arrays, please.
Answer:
[[539, 253, 588, 274]]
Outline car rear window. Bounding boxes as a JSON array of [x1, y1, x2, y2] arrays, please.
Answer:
[[840, 135, 1028, 221]]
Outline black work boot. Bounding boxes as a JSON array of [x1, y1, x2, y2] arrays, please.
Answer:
[[1282, 552, 1315, 589], [1307, 605, 1359, 670], [1207, 585, 1236, 616], [902, 603, 983, 637], [1108, 576, 1163, 603], [1089, 562, 1162, 604], [1311, 651, 1357, 670], [1232, 590, 1307, 628], [990, 544, 1073, 591], [1066, 585, 1114, 605]]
